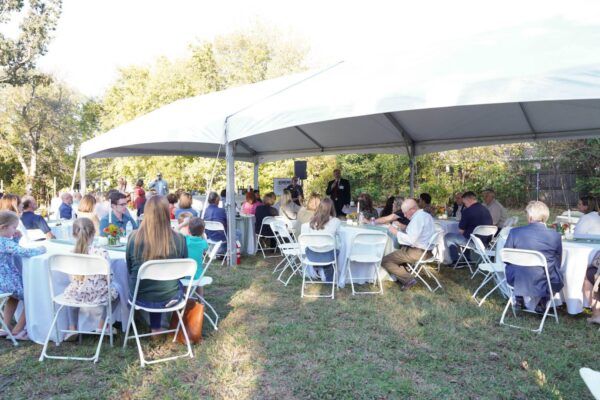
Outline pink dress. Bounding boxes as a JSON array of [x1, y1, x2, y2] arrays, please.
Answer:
[[241, 201, 261, 215]]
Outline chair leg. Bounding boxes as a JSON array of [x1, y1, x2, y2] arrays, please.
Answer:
[[347, 259, 355, 295], [301, 264, 307, 298], [0, 297, 17, 346], [39, 304, 63, 361], [199, 296, 219, 331], [130, 318, 146, 368]]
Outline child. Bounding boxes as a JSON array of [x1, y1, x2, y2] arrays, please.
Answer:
[[62, 217, 118, 341], [176, 212, 193, 236], [186, 217, 209, 296], [0, 211, 46, 340]]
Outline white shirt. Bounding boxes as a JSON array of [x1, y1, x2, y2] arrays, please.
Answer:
[[396, 209, 436, 250], [484, 199, 508, 227], [574, 211, 600, 236], [300, 218, 341, 252]]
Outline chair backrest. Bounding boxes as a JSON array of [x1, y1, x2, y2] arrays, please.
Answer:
[[27, 229, 46, 241], [198, 241, 221, 279], [297, 233, 336, 255], [433, 222, 444, 233], [137, 258, 197, 281], [204, 221, 225, 233], [49, 253, 110, 276], [261, 216, 277, 227], [500, 248, 547, 269], [503, 216, 518, 228], [470, 235, 493, 264], [349, 232, 388, 260], [498, 226, 512, 240], [473, 225, 498, 237], [275, 215, 294, 231], [562, 210, 584, 217], [414, 230, 442, 264], [270, 219, 295, 245]]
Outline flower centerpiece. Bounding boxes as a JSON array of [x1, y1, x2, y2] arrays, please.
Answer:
[[436, 206, 447, 219], [346, 212, 358, 225], [103, 224, 124, 246]]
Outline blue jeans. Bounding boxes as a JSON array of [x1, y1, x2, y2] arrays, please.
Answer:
[[444, 233, 468, 263], [130, 286, 184, 330], [305, 248, 337, 282]]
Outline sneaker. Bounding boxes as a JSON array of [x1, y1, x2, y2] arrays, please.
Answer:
[[400, 278, 418, 291]]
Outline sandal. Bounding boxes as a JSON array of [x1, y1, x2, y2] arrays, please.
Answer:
[[13, 330, 29, 341], [0, 329, 9, 337]]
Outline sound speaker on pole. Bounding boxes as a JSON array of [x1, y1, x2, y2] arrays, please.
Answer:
[[294, 160, 307, 180]]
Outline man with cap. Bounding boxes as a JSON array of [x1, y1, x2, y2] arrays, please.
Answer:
[[149, 172, 169, 196]]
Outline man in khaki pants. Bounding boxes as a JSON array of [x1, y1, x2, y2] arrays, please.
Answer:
[[382, 198, 436, 291]]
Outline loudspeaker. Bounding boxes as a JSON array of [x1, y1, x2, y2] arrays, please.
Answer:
[[294, 160, 307, 180]]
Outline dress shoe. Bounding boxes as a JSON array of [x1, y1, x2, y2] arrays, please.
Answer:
[[400, 278, 418, 291]]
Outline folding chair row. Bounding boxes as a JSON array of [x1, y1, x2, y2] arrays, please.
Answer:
[[454, 225, 498, 272]]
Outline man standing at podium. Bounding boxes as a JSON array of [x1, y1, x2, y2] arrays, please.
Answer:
[[326, 168, 351, 217]]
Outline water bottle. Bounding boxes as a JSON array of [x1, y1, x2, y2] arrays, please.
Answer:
[[125, 221, 133, 237], [358, 212, 364, 225]]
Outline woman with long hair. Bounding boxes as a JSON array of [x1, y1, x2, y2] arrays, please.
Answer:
[[126, 196, 188, 333], [77, 194, 100, 234], [357, 193, 379, 220], [278, 189, 300, 221], [294, 192, 321, 236], [300, 197, 341, 282], [240, 191, 261, 215]]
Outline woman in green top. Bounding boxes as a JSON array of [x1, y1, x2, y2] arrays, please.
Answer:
[[126, 195, 188, 332]]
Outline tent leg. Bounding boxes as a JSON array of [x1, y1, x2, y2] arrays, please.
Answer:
[[409, 154, 415, 198], [226, 142, 236, 266], [253, 161, 259, 191], [80, 157, 87, 195]]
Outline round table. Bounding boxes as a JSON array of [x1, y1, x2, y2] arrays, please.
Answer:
[[434, 218, 460, 263], [236, 215, 256, 255], [560, 239, 600, 314]]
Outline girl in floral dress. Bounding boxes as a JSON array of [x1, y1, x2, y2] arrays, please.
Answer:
[[0, 211, 46, 340], [63, 218, 118, 340]]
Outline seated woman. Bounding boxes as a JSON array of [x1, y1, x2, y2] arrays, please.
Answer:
[[240, 191, 261, 215], [504, 201, 562, 312], [126, 196, 188, 333], [63, 218, 118, 341], [255, 192, 279, 249], [357, 192, 379, 220], [174, 192, 198, 220], [294, 192, 321, 236], [574, 195, 600, 236], [77, 194, 101, 235], [300, 198, 341, 282], [380, 196, 395, 218], [278, 190, 300, 221]]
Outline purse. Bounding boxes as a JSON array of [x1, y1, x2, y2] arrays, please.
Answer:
[[169, 299, 204, 344]]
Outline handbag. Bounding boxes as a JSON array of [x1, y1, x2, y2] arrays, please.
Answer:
[[169, 299, 204, 344]]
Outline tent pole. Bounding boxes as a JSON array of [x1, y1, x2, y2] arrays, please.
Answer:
[[226, 141, 236, 266], [253, 160, 259, 191], [409, 154, 415, 198], [80, 157, 87, 195], [70, 151, 80, 192]]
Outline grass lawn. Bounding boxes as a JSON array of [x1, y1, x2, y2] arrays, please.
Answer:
[[1, 255, 598, 399]]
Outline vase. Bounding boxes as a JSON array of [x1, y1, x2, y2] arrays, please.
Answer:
[[107, 236, 119, 246]]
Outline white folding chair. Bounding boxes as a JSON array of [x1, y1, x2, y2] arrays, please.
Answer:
[[346, 232, 388, 295], [298, 233, 338, 299], [499, 248, 559, 334], [204, 220, 229, 265], [180, 242, 221, 331], [405, 230, 444, 292], [454, 225, 498, 273], [503, 216, 518, 228], [470, 235, 508, 306], [123, 259, 196, 367], [487, 226, 512, 260], [580, 367, 600, 400], [39, 254, 114, 363], [270, 220, 301, 286], [256, 216, 279, 258], [0, 293, 18, 346]]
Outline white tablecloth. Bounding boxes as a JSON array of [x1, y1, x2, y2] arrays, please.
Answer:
[[434, 219, 460, 263], [49, 220, 74, 240], [560, 240, 600, 314], [237, 215, 256, 255], [23, 241, 129, 344], [336, 224, 396, 288]]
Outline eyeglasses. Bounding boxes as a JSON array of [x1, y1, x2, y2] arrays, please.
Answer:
[[116, 202, 128, 206]]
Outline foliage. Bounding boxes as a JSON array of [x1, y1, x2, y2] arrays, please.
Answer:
[[0, 0, 62, 85]]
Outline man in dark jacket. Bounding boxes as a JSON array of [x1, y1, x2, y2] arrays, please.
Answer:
[[325, 168, 351, 217]]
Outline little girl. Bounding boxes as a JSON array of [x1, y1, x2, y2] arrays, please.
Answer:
[[0, 211, 46, 340], [62, 217, 118, 340]]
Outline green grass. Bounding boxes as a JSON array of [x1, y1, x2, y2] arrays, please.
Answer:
[[1, 256, 598, 399]]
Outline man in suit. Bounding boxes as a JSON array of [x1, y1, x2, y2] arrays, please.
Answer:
[[325, 168, 351, 217], [504, 200, 563, 312]]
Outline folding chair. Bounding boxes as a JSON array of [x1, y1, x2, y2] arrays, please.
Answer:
[[180, 242, 222, 331], [470, 235, 508, 306], [270, 220, 301, 286], [487, 226, 512, 260], [499, 248, 559, 334], [39, 254, 114, 363], [405, 230, 444, 292], [503, 216, 518, 228], [454, 225, 498, 273], [204, 221, 229, 265], [256, 216, 279, 258], [298, 233, 338, 299], [346, 232, 388, 295], [123, 259, 196, 367], [0, 293, 18, 346], [580, 367, 600, 400]]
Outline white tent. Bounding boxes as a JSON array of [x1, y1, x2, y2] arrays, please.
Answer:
[[80, 52, 600, 264]]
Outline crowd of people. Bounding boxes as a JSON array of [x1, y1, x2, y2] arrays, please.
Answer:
[[1, 167, 600, 343]]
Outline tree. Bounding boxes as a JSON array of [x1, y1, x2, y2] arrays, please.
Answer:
[[0, 77, 81, 193], [0, 0, 62, 86]]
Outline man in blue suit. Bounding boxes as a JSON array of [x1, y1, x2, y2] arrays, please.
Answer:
[[504, 201, 563, 311]]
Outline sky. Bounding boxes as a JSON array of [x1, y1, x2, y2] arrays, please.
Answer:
[[7, 0, 600, 97]]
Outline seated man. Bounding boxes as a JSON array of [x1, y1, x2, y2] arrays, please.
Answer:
[[451, 192, 465, 220], [482, 188, 508, 228], [444, 191, 493, 264], [99, 192, 138, 234], [20, 196, 55, 239], [418, 193, 436, 216], [381, 199, 436, 291], [58, 192, 74, 219], [504, 201, 563, 312], [203, 191, 241, 254], [574, 195, 600, 236]]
